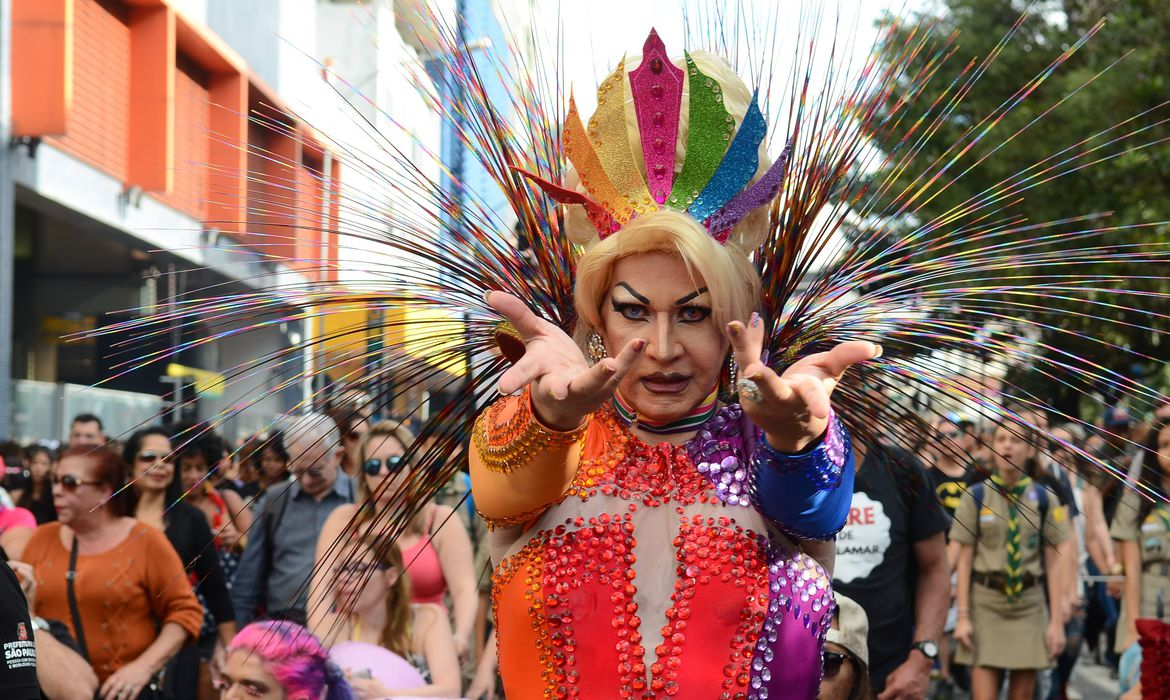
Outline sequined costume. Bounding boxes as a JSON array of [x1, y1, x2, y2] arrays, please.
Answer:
[[474, 389, 853, 699]]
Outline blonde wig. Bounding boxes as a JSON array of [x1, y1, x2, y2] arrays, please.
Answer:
[[573, 209, 761, 347]]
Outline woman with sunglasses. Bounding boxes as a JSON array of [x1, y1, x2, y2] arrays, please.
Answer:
[[310, 421, 478, 664], [316, 535, 461, 698], [124, 427, 238, 700], [18, 446, 204, 699]]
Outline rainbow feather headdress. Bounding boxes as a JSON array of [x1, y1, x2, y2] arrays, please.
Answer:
[[518, 29, 789, 243]]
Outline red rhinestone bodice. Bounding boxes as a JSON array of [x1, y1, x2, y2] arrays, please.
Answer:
[[490, 408, 808, 699]]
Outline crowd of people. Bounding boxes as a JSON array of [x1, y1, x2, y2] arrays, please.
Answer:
[[0, 406, 500, 700], [0, 391, 1164, 699], [832, 400, 1170, 700]]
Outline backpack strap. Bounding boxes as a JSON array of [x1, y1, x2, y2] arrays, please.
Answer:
[[1035, 484, 1049, 546], [65, 536, 88, 662], [971, 482, 986, 539]]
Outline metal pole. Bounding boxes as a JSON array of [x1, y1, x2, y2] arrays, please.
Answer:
[[0, 0, 14, 437]]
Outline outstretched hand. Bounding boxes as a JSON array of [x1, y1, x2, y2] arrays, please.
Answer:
[[726, 313, 881, 451], [486, 291, 645, 430]]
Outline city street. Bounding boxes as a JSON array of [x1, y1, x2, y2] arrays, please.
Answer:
[[1072, 661, 1121, 700], [0, 0, 1166, 698]]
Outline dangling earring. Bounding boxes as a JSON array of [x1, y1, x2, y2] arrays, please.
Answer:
[[727, 354, 738, 389], [587, 333, 608, 365]]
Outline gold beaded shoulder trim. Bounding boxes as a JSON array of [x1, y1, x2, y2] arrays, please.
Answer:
[[476, 502, 551, 531], [472, 386, 589, 474]]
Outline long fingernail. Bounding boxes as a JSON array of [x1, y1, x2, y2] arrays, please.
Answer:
[[727, 323, 741, 338], [483, 290, 493, 303], [874, 344, 884, 358], [633, 339, 647, 352], [602, 363, 616, 373], [550, 388, 565, 400], [750, 312, 761, 328]]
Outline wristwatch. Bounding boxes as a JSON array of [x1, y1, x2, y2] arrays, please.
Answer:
[[911, 640, 939, 660], [30, 616, 50, 633]]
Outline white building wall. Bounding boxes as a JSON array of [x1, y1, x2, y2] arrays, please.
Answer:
[[314, 0, 443, 288]]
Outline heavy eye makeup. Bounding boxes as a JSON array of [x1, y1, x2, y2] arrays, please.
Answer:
[[609, 283, 712, 324]]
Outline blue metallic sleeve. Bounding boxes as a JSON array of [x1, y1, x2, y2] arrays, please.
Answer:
[[750, 411, 854, 541]]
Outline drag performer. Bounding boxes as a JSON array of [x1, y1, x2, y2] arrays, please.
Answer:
[[470, 35, 879, 698]]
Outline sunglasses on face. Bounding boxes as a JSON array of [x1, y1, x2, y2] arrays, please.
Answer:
[[362, 455, 406, 476], [941, 430, 962, 440], [51, 474, 103, 491], [822, 651, 850, 679], [136, 450, 167, 463], [336, 561, 390, 576]]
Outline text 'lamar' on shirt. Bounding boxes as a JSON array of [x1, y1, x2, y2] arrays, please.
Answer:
[[832, 446, 950, 692]]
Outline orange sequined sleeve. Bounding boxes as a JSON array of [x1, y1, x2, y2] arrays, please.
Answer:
[[469, 386, 590, 529]]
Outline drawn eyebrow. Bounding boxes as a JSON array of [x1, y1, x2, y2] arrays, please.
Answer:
[[613, 282, 650, 304], [675, 287, 710, 305]]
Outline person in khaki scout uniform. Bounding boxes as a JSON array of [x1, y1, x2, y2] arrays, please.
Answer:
[[1112, 421, 1170, 655], [952, 422, 1069, 700]]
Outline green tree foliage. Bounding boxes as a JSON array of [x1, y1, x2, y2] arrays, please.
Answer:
[[865, 0, 1170, 417]]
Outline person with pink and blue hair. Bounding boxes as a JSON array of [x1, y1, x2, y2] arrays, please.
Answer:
[[219, 620, 355, 700]]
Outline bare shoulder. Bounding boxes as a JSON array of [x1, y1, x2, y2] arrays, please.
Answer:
[[221, 488, 246, 509], [326, 503, 359, 526], [430, 504, 468, 543], [412, 602, 449, 632], [431, 503, 457, 522], [318, 504, 359, 545]]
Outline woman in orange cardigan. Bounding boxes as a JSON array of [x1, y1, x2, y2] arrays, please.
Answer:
[[20, 447, 203, 700]]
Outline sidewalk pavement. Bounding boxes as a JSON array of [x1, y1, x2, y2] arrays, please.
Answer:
[[1070, 658, 1119, 700]]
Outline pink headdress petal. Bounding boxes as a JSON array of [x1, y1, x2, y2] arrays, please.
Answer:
[[629, 29, 684, 204], [511, 166, 621, 237]]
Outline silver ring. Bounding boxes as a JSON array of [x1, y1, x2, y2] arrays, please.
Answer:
[[736, 378, 763, 402]]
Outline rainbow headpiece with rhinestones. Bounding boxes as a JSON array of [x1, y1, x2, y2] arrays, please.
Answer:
[[518, 29, 790, 243]]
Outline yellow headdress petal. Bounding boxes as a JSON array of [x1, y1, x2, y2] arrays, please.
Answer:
[[564, 95, 636, 224], [587, 59, 658, 218]]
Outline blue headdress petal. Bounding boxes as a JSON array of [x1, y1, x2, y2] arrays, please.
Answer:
[[707, 141, 792, 241]]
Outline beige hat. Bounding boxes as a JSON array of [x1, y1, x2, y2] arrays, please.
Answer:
[[826, 593, 869, 667]]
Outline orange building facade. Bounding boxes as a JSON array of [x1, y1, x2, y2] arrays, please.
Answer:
[[12, 0, 340, 271], [6, 0, 344, 441]]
